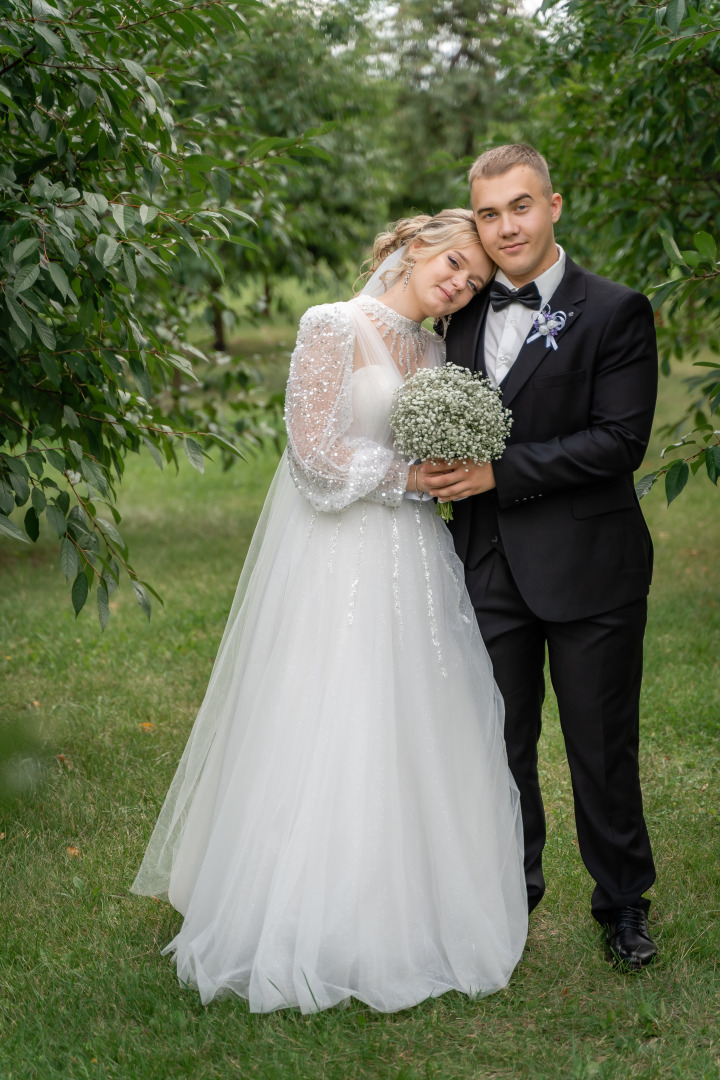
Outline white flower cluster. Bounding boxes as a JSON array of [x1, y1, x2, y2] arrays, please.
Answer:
[[389, 362, 513, 464]]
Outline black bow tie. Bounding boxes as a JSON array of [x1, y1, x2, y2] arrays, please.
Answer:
[[489, 280, 541, 312]]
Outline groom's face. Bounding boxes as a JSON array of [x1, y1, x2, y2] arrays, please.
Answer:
[[471, 165, 562, 286]]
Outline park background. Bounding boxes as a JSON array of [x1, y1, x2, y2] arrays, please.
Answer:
[[1, 1, 719, 1077]]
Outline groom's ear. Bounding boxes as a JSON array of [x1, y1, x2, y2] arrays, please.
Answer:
[[550, 193, 563, 223]]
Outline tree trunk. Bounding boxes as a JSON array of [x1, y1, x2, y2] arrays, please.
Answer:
[[212, 302, 226, 352]]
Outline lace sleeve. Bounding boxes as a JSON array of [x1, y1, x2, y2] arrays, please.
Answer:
[[285, 304, 410, 512]]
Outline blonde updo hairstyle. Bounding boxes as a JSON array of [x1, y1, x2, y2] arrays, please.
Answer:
[[357, 208, 491, 294]]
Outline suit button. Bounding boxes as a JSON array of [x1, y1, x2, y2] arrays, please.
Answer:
[[490, 535, 499, 543]]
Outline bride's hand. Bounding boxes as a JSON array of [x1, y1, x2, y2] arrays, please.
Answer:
[[407, 464, 430, 495], [407, 461, 448, 495], [418, 459, 496, 500]]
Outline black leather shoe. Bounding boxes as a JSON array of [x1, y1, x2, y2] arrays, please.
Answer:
[[605, 906, 658, 970]]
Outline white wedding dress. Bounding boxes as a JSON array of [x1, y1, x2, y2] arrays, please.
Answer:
[[131, 292, 528, 1013]]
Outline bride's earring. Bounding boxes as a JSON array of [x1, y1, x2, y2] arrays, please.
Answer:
[[402, 260, 415, 290]]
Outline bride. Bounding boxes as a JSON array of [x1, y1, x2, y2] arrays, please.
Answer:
[[132, 208, 528, 1013]]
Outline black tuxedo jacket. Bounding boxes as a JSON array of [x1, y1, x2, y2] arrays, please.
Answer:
[[444, 255, 658, 622]]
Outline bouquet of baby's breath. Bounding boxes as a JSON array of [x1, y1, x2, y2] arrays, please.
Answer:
[[390, 363, 513, 522]]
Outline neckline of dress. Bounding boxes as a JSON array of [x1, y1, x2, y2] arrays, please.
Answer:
[[354, 293, 426, 335]]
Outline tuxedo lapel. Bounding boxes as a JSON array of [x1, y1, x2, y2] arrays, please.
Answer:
[[449, 288, 491, 375], [500, 257, 588, 407], [471, 289, 492, 376]]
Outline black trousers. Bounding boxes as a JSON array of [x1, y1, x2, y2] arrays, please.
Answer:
[[465, 549, 656, 922]]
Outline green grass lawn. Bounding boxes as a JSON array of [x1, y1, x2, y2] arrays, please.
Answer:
[[1, 344, 718, 1080]]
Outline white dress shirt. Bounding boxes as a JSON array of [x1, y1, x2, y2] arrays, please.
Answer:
[[484, 245, 566, 388]]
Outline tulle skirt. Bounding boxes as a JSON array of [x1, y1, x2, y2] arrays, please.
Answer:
[[132, 455, 527, 1012]]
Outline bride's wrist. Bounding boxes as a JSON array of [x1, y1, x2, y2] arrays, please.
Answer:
[[406, 464, 419, 493]]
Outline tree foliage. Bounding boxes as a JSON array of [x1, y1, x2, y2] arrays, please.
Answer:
[[535, 0, 720, 502], [0, 0, 318, 624], [383, 0, 534, 215]]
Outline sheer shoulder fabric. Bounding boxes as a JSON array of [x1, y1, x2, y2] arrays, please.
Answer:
[[284, 302, 411, 512]]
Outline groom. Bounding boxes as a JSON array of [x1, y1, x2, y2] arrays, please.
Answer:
[[420, 144, 658, 969]]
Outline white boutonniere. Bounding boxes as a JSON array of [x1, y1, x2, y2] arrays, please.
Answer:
[[526, 305, 567, 351]]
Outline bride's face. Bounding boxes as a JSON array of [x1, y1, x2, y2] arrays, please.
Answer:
[[410, 243, 493, 318]]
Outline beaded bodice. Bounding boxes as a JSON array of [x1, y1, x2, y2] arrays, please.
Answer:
[[353, 294, 432, 377]]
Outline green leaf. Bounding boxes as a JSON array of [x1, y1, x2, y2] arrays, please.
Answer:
[[96, 580, 110, 631], [85, 192, 108, 214], [227, 235, 259, 251], [95, 235, 120, 268], [123, 251, 137, 292], [169, 219, 199, 257], [145, 76, 165, 106], [245, 136, 290, 160], [182, 154, 224, 172], [6, 477, 28, 507], [0, 512, 30, 543], [25, 451, 43, 479], [45, 504, 67, 537], [4, 456, 30, 479], [32, 424, 55, 440], [14, 264, 40, 293], [665, 0, 686, 33], [200, 245, 225, 283], [48, 261, 72, 300], [60, 536, 78, 581], [45, 448, 67, 473], [96, 516, 126, 552], [183, 436, 205, 473], [6, 296, 32, 340], [32, 317, 56, 350], [68, 440, 83, 462], [634, 472, 658, 499], [24, 506, 39, 542], [136, 578, 163, 606], [211, 168, 232, 206], [648, 280, 681, 312], [13, 238, 39, 263], [102, 557, 120, 595], [138, 204, 159, 226], [33, 0, 64, 19], [80, 457, 110, 497], [35, 22, 66, 56], [78, 83, 97, 108], [694, 231, 717, 263], [131, 579, 152, 620], [121, 58, 146, 83], [63, 405, 81, 430], [142, 436, 163, 470], [706, 446, 720, 484], [65, 25, 84, 56], [31, 487, 47, 513], [111, 204, 137, 232], [665, 460, 689, 505], [0, 80, 15, 111], [72, 570, 89, 616], [658, 228, 686, 266], [128, 356, 152, 401]]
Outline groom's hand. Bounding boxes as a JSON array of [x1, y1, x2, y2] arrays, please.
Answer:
[[418, 460, 496, 500]]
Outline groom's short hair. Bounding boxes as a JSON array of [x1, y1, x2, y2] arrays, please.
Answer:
[[469, 144, 553, 198]]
